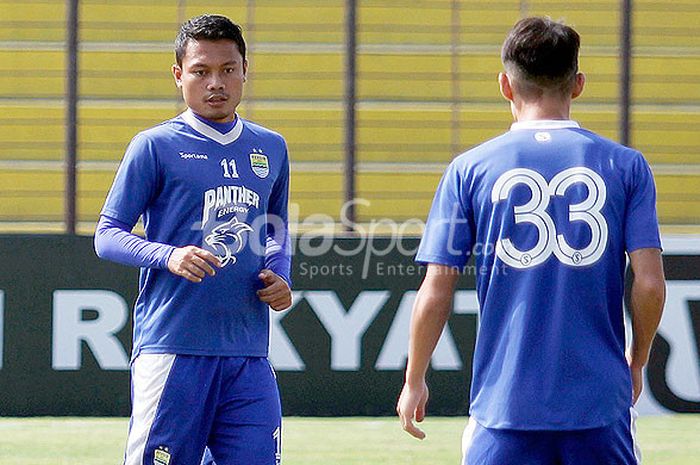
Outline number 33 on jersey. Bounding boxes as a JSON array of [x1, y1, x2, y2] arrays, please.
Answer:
[[492, 167, 608, 269], [415, 122, 661, 431]]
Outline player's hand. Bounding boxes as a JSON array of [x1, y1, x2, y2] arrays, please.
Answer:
[[167, 246, 222, 283], [627, 352, 644, 404], [257, 269, 292, 311], [396, 379, 429, 440]]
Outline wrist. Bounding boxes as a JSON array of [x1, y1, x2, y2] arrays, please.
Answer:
[[627, 350, 648, 369], [161, 246, 177, 270], [405, 371, 427, 388]]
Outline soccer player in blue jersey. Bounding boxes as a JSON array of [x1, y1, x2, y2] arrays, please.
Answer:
[[397, 17, 666, 465], [94, 14, 291, 465]]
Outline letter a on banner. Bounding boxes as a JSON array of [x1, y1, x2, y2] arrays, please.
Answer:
[[375, 291, 467, 370]]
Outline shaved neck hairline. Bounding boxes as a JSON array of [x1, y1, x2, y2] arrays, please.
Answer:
[[504, 63, 576, 100]]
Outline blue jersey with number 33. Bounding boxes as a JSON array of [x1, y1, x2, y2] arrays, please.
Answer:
[[101, 110, 290, 360], [416, 120, 661, 430]]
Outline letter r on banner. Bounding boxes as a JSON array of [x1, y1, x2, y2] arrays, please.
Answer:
[[52, 290, 129, 370]]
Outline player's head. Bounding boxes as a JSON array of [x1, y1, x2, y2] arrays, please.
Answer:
[[499, 17, 584, 108], [172, 14, 248, 123], [175, 14, 246, 67]]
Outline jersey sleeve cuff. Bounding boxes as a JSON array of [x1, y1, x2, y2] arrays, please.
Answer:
[[415, 253, 469, 269], [626, 241, 663, 254], [100, 208, 138, 229], [157, 245, 176, 270]]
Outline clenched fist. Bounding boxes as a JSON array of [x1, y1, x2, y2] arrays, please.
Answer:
[[257, 269, 292, 311], [167, 245, 222, 283]]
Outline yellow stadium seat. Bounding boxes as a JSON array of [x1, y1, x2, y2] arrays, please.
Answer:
[[1, 0, 699, 228]]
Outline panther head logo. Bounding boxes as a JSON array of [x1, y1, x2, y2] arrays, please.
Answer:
[[204, 216, 253, 267]]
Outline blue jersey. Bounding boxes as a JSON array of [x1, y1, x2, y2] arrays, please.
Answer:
[[416, 120, 661, 430], [102, 109, 290, 359]]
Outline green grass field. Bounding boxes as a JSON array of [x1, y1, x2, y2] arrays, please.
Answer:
[[0, 416, 699, 464]]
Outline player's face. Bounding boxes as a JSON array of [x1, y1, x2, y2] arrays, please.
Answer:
[[173, 39, 247, 123]]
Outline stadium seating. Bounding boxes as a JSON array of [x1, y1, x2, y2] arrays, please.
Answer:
[[0, 0, 698, 230]]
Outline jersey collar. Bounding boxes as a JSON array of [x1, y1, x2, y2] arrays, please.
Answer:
[[181, 109, 244, 145], [510, 120, 580, 131]]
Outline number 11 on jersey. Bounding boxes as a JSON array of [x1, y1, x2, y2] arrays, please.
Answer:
[[220, 158, 239, 179]]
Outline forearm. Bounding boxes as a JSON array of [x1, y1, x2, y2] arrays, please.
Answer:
[[94, 215, 175, 270], [264, 233, 291, 286], [405, 269, 458, 385], [629, 275, 665, 367]]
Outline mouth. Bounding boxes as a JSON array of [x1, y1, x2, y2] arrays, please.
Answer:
[[206, 94, 229, 104]]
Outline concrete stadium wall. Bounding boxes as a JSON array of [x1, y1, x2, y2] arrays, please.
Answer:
[[0, 235, 698, 416]]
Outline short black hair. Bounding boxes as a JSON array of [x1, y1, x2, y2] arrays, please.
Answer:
[[501, 17, 580, 96], [175, 14, 246, 66]]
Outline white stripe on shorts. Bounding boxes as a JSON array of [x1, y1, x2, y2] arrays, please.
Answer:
[[630, 407, 642, 464], [461, 417, 478, 465], [124, 353, 176, 465]]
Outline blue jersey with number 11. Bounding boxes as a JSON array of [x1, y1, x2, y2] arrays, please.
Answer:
[[416, 120, 661, 430], [101, 109, 290, 360]]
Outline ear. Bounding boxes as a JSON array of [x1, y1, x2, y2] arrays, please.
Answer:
[[242, 59, 249, 82], [172, 64, 183, 88], [571, 72, 585, 99], [499, 72, 514, 102]]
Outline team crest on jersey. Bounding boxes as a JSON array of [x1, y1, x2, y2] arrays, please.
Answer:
[[154, 447, 171, 465], [250, 151, 269, 178], [204, 216, 253, 267]]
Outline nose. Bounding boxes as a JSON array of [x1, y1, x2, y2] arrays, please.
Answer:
[[207, 72, 225, 91]]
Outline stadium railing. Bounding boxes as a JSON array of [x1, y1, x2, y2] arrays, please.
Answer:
[[0, 0, 698, 233]]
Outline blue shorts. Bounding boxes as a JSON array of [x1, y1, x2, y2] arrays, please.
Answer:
[[124, 354, 282, 465], [462, 408, 641, 465]]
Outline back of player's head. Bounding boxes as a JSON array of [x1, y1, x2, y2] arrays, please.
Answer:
[[175, 14, 246, 66], [501, 17, 580, 98]]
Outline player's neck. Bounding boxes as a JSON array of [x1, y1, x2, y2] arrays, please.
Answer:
[[191, 110, 238, 134], [512, 100, 572, 122]]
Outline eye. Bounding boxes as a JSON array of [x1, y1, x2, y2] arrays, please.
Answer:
[[225, 67, 235, 74], [193, 70, 206, 77]]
